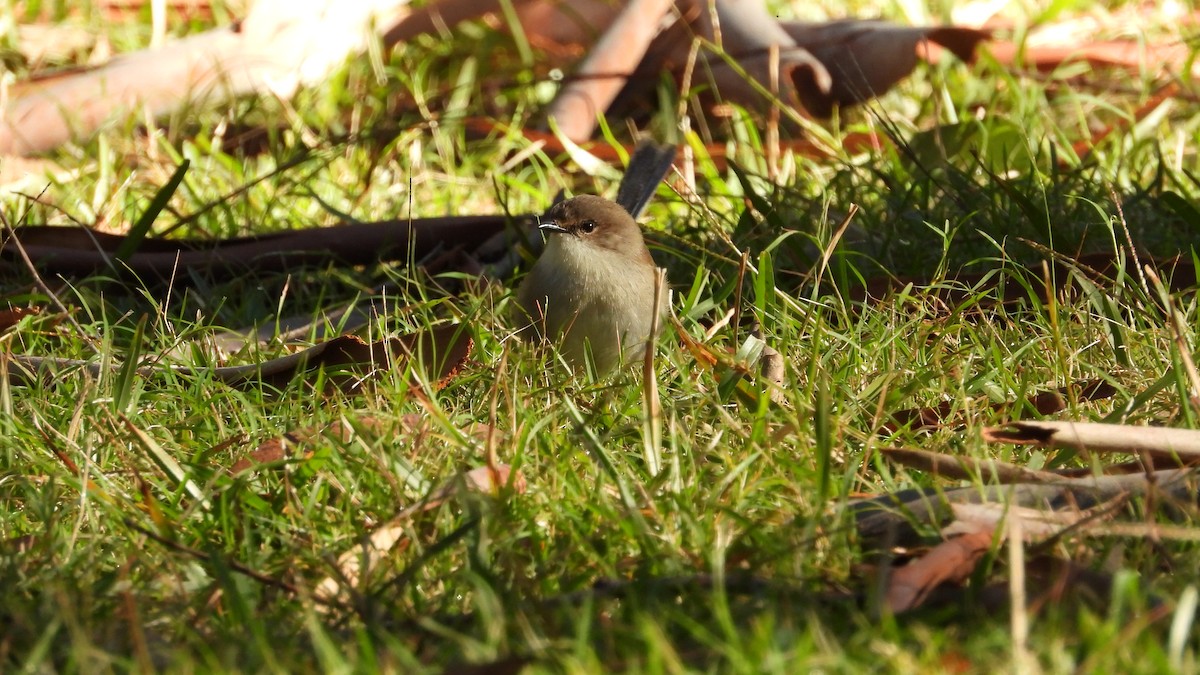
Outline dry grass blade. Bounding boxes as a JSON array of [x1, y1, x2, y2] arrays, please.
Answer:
[[945, 499, 1125, 540], [641, 268, 668, 476], [983, 421, 1200, 461]]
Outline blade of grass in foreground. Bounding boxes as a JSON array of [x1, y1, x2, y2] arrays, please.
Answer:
[[115, 159, 190, 265]]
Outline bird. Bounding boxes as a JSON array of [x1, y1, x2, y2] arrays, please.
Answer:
[[516, 142, 676, 374]]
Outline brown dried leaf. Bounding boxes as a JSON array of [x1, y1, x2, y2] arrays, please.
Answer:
[[885, 528, 994, 613], [693, 0, 832, 115], [944, 502, 1101, 539], [854, 468, 1196, 549], [0, 306, 40, 332], [670, 315, 720, 369]]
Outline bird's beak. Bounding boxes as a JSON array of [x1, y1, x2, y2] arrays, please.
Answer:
[[538, 222, 569, 234]]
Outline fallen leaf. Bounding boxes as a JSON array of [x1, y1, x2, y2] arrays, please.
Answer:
[[0, 306, 40, 332], [853, 468, 1196, 549], [885, 528, 995, 613]]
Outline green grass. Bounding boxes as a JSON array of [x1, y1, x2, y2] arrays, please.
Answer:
[[3, 1, 1200, 672]]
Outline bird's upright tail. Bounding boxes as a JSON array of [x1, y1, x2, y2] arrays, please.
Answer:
[[614, 141, 678, 219]]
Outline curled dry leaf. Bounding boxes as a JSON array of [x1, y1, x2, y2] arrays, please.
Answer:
[[229, 419, 374, 474], [943, 502, 1113, 539], [757, 342, 788, 405], [670, 315, 720, 369], [669, 0, 833, 118], [884, 527, 995, 613], [0, 306, 41, 332], [758, 343, 785, 385], [891, 497, 1136, 614], [498, 1, 986, 135], [624, 5, 986, 122]]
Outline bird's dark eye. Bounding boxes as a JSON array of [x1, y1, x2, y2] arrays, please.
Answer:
[[578, 221, 596, 234]]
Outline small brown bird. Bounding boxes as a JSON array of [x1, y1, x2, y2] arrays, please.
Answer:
[[517, 194, 666, 373]]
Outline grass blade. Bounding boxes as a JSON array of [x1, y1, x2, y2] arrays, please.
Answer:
[[115, 159, 190, 264]]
